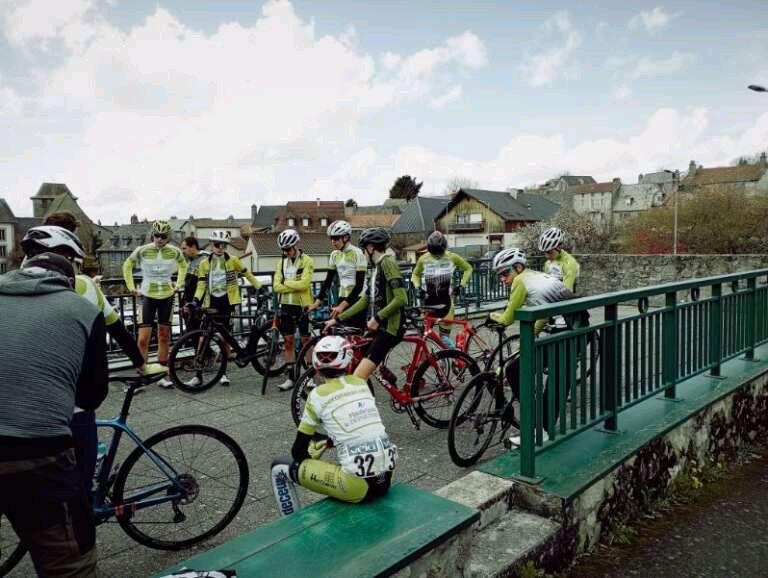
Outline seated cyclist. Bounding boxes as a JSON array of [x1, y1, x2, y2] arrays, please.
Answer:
[[190, 229, 262, 386], [273, 229, 315, 391], [325, 227, 407, 381], [538, 227, 580, 292], [308, 220, 367, 330], [270, 335, 397, 515], [489, 247, 575, 444], [411, 230, 472, 348]]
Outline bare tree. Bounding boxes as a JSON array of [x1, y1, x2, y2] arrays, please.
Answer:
[[444, 176, 479, 195]]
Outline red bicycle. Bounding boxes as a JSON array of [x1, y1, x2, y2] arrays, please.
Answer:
[[418, 306, 496, 367], [290, 321, 480, 429]]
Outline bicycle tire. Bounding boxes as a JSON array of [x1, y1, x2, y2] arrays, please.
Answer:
[[0, 524, 26, 576], [168, 330, 227, 393], [113, 425, 249, 551], [250, 326, 287, 378], [447, 372, 501, 467], [293, 334, 322, 382], [410, 349, 480, 429]]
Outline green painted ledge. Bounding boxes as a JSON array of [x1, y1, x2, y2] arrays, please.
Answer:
[[152, 484, 479, 578], [479, 343, 768, 500]]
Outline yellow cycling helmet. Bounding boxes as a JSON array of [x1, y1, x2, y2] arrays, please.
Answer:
[[152, 220, 172, 235]]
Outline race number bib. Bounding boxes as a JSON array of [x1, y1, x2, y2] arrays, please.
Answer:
[[339, 436, 398, 478]]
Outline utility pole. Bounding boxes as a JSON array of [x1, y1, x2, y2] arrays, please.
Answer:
[[673, 186, 678, 255]]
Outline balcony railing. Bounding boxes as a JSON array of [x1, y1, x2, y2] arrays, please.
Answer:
[[448, 221, 485, 232]]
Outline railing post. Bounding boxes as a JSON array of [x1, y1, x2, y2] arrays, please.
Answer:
[[746, 277, 758, 361], [662, 291, 678, 399], [602, 303, 619, 431], [708, 283, 723, 377], [519, 318, 536, 479]]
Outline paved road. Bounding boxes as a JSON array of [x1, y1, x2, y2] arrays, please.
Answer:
[[567, 450, 768, 578]]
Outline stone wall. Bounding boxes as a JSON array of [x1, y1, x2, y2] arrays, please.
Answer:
[[576, 254, 768, 298]]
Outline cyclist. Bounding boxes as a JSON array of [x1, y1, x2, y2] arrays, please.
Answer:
[[270, 335, 397, 515], [538, 227, 580, 292], [189, 230, 262, 386], [308, 220, 367, 329], [411, 230, 472, 347], [273, 229, 315, 391], [122, 220, 188, 389], [180, 235, 209, 332], [489, 247, 575, 444], [0, 252, 107, 577], [326, 227, 407, 381]]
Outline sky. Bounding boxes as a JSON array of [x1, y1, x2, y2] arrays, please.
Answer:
[[0, 0, 767, 224]]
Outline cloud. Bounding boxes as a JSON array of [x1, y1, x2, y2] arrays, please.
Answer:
[[0, 1, 487, 221], [629, 7, 680, 34], [613, 84, 632, 100], [607, 51, 694, 98], [521, 12, 582, 87], [430, 85, 462, 109]]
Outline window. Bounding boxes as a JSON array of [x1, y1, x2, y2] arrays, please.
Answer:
[[302, 218, 309, 227], [0, 228, 5, 241], [287, 218, 295, 227], [0, 262, 5, 274], [320, 218, 328, 227], [0, 246, 5, 257], [456, 213, 483, 224]]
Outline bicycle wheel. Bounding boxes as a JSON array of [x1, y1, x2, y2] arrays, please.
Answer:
[[293, 334, 321, 382], [250, 326, 287, 377], [410, 349, 480, 429], [0, 518, 26, 576], [448, 373, 501, 467], [290, 367, 318, 426], [113, 425, 249, 550], [168, 330, 227, 393]]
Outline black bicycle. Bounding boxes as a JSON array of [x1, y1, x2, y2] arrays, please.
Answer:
[[0, 373, 249, 575], [168, 294, 286, 393], [447, 319, 600, 467]]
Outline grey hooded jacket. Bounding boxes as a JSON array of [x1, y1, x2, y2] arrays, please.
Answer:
[[0, 269, 108, 460]]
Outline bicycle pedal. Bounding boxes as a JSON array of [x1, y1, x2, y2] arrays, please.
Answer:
[[390, 398, 406, 414]]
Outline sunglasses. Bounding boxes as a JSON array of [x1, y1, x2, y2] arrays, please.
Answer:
[[154, 233, 168, 240]]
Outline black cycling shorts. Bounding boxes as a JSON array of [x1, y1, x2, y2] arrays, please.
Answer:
[[365, 330, 401, 365], [138, 296, 174, 327], [210, 295, 234, 328], [279, 304, 309, 337]]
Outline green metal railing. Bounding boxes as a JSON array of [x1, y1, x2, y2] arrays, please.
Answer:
[[514, 268, 768, 478]]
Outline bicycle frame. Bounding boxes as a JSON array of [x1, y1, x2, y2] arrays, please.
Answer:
[[421, 311, 492, 358], [92, 388, 187, 521]]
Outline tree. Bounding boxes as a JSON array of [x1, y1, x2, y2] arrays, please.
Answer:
[[389, 175, 422, 201], [621, 185, 768, 254], [516, 209, 616, 255], [345, 198, 358, 208], [444, 176, 479, 195]]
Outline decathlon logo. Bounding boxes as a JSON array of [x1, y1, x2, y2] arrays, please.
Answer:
[[275, 471, 295, 515]]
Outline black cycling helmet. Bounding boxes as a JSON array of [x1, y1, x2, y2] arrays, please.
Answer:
[[359, 227, 391, 249], [22, 252, 76, 287], [426, 230, 447, 256]]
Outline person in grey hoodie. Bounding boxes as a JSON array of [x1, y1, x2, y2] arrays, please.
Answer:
[[0, 253, 107, 578]]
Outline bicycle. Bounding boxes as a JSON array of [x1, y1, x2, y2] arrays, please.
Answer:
[[168, 293, 286, 393], [0, 372, 250, 575], [447, 319, 600, 467], [290, 318, 481, 430]]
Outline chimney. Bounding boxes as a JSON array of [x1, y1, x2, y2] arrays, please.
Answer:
[[130, 214, 138, 225], [760, 152, 767, 167], [507, 188, 518, 199], [688, 160, 697, 177], [316, 197, 320, 208]]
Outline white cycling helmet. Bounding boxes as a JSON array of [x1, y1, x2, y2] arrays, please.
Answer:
[[277, 228, 300, 249], [492, 247, 526, 273], [312, 335, 354, 372], [208, 229, 231, 244], [21, 225, 85, 259], [327, 220, 352, 238], [538, 227, 564, 252]]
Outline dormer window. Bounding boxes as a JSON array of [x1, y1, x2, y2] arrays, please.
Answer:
[[287, 218, 295, 227], [302, 217, 309, 227], [320, 218, 328, 227]]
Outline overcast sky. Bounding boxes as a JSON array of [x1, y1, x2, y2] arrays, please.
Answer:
[[1, 0, 767, 223]]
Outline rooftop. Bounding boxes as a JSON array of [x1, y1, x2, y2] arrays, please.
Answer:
[[436, 189, 559, 223]]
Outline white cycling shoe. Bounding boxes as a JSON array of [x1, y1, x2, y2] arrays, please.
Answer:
[[507, 431, 549, 447], [220, 374, 231, 386], [277, 378, 294, 392]]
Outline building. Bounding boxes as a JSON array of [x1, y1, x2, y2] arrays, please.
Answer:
[[613, 171, 678, 223], [251, 205, 283, 232], [390, 195, 452, 251], [0, 199, 19, 273], [244, 231, 355, 277], [569, 179, 622, 226], [181, 217, 251, 241], [347, 212, 400, 231], [250, 200, 345, 234], [679, 155, 768, 195], [531, 175, 597, 208], [434, 188, 559, 254], [96, 222, 153, 277]]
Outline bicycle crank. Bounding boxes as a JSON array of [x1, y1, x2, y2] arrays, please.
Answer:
[[390, 398, 407, 414]]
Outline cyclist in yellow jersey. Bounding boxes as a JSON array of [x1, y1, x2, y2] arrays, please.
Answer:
[[189, 230, 262, 386], [308, 220, 367, 329], [538, 227, 580, 292], [273, 229, 315, 391], [411, 231, 472, 347], [122, 220, 187, 388], [270, 336, 397, 515]]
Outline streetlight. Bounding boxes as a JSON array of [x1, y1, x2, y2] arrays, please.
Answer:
[[748, 84, 767, 93]]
